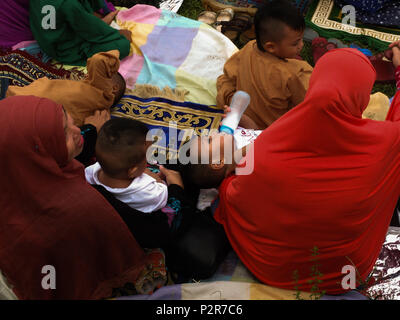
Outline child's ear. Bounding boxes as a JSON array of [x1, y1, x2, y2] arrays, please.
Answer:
[[127, 165, 140, 179], [112, 83, 119, 93], [263, 41, 276, 54]]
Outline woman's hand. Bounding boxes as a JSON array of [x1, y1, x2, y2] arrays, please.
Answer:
[[102, 10, 119, 25], [144, 168, 163, 183], [159, 165, 184, 189], [84, 110, 111, 133], [392, 46, 400, 69], [119, 29, 132, 43], [389, 41, 400, 69]]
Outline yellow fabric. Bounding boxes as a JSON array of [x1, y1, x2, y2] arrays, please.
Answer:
[[216, 40, 313, 129], [128, 84, 189, 102], [176, 69, 219, 105], [117, 18, 154, 56], [6, 50, 120, 126], [178, 281, 312, 300], [249, 283, 312, 300], [362, 92, 390, 121], [0, 271, 17, 300]]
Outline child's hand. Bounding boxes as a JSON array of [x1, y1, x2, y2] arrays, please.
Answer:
[[159, 165, 184, 189], [222, 105, 231, 119], [218, 105, 231, 129], [84, 110, 110, 132], [119, 29, 132, 43], [389, 41, 400, 68], [102, 10, 119, 25]]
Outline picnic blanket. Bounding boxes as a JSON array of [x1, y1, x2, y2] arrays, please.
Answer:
[[116, 227, 400, 300], [305, 0, 400, 52], [115, 4, 238, 106]]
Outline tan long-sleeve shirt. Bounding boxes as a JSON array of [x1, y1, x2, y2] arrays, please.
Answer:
[[6, 50, 120, 126], [217, 40, 313, 129]]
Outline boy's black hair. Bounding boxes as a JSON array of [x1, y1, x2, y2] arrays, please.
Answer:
[[176, 138, 227, 189], [254, 0, 305, 51], [112, 72, 126, 105], [96, 117, 149, 177]]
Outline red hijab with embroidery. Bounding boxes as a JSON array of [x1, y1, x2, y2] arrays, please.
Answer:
[[0, 96, 146, 299], [215, 49, 400, 294]]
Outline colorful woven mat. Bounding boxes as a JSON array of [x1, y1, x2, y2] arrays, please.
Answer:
[[111, 94, 224, 161], [0, 50, 75, 100], [305, 0, 400, 52]]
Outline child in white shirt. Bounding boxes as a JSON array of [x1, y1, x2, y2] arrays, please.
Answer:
[[85, 117, 168, 213]]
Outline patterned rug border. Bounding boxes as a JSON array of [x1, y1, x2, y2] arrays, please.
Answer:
[[111, 94, 224, 160], [306, 0, 400, 52]]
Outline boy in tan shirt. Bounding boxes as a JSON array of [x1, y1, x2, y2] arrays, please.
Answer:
[[217, 0, 313, 129], [6, 50, 125, 127]]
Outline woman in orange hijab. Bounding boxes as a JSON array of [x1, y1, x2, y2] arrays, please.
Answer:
[[0, 95, 149, 299], [214, 48, 400, 295]]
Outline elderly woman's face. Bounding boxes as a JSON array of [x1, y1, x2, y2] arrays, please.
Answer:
[[62, 111, 84, 162]]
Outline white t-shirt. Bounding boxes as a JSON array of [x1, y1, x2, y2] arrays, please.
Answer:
[[85, 162, 168, 213]]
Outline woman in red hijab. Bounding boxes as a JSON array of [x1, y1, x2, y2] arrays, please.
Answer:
[[0, 95, 149, 299], [213, 48, 400, 295]]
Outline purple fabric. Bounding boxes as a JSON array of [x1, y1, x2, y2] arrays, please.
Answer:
[[0, 0, 33, 48], [106, 1, 116, 12], [320, 290, 369, 300], [98, 0, 116, 15], [141, 26, 198, 68]]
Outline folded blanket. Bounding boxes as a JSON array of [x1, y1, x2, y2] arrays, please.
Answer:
[[115, 4, 238, 106]]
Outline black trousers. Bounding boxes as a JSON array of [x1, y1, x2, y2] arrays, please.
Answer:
[[391, 199, 400, 227], [92, 185, 231, 281]]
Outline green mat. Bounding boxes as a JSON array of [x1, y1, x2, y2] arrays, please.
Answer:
[[305, 0, 400, 53]]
